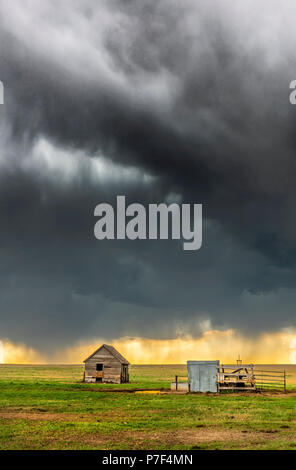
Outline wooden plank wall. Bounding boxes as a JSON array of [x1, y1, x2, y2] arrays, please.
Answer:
[[84, 346, 122, 384]]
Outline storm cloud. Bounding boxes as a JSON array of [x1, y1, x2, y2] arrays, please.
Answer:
[[0, 0, 296, 351]]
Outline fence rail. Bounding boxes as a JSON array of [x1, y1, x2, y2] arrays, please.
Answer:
[[254, 369, 286, 392]]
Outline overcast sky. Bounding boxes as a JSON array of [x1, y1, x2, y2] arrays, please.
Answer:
[[1, 0, 296, 352]]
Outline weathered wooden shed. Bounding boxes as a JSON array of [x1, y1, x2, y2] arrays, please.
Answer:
[[83, 344, 130, 384]]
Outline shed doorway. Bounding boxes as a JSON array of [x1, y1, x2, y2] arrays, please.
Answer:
[[121, 365, 129, 383], [96, 363, 104, 383]]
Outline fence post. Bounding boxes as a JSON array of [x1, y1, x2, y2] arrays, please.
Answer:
[[284, 370, 286, 393], [217, 366, 219, 393], [175, 375, 178, 391]]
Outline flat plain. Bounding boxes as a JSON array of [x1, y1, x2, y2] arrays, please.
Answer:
[[0, 364, 296, 450]]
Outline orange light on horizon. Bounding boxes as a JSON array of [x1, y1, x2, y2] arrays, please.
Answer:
[[2, 329, 296, 365]]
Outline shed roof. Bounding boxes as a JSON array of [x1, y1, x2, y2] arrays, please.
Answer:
[[83, 344, 130, 365]]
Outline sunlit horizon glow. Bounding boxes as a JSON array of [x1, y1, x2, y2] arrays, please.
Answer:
[[1, 329, 296, 365], [0, 341, 4, 364]]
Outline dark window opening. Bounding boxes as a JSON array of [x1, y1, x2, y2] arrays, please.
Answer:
[[96, 377, 102, 383], [96, 364, 103, 371]]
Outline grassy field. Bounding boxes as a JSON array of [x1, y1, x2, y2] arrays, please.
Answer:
[[0, 364, 296, 450]]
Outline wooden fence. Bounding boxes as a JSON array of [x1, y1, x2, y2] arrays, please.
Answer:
[[217, 364, 256, 391]]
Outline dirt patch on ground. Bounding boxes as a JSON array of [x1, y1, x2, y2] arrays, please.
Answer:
[[62, 427, 285, 450], [0, 409, 130, 423], [67, 387, 170, 394], [0, 411, 91, 422], [126, 428, 279, 444]]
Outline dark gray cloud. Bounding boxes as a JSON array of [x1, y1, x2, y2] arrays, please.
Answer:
[[0, 0, 296, 351]]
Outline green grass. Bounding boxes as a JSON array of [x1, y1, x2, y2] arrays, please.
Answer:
[[0, 364, 296, 450]]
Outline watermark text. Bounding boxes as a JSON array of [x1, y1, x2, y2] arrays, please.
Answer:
[[94, 196, 202, 251]]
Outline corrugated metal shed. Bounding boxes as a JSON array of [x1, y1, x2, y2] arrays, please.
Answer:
[[187, 360, 219, 393]]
